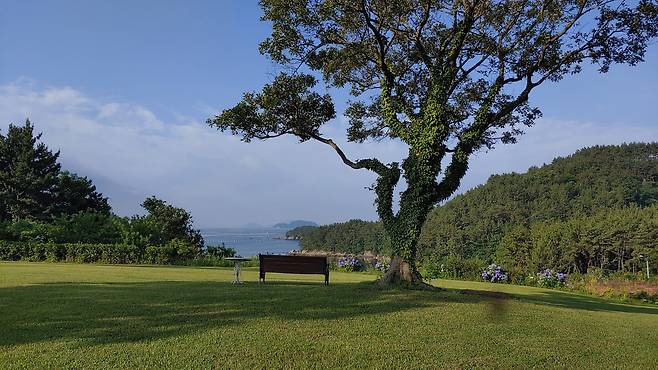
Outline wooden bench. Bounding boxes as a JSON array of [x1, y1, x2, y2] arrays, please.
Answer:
[[258, 254, 329, 285]]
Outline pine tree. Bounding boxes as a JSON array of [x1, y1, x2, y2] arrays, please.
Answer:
[[0, 120, 61, 221], [54, 171, 111, 216]]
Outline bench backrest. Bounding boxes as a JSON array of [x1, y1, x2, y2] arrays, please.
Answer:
[[259, 254, 328, 275]]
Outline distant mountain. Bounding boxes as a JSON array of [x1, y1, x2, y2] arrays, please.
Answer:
[[273, 220, 318, 229]]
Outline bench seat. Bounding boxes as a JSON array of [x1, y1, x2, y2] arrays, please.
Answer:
[[259, 254, 329, 285]]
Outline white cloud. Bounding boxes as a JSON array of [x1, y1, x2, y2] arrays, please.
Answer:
[[0, 80, 656, 227]]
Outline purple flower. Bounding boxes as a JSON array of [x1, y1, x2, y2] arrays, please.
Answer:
[[482, 263, 507, 283]]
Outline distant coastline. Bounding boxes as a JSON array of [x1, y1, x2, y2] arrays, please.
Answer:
[[199, 227, 300, 257]]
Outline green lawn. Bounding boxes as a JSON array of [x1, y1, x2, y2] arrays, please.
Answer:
[[1, 262, 656, 369]]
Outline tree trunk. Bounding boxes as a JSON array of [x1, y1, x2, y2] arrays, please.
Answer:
[[372, 146, 442, 289], [375, 184, 436, 289], [377, 255, 430, 288]]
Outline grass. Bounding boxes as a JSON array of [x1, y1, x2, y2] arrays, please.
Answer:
[[1, 262, 657, 369]]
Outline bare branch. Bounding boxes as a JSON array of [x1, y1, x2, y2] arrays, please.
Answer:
[[308, 133, 390, 175]]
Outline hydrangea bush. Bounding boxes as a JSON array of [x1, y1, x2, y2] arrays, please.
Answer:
[[537, 269, 567, 288], [482, 263, 508, 283], [337, 256, 362, 272], [373, 260, 389, 273]]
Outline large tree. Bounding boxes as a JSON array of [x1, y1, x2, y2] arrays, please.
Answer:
[[0, 120, 61, 221], [0, 120, 111, 221], [208, 0, 657, 286]]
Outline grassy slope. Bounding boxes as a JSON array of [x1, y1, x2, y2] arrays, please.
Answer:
[[1, 263, 656, 369]]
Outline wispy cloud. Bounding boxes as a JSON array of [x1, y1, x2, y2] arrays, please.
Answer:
[[0, 80, 656, 227]]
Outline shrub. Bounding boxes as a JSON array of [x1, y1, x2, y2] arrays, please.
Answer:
[[482, 263, 508, 283], [337, 256, 363, 272], [0, 241, 144, 264], [536, 269, 566, 288], [420, 258, 441, 280], [178, 256, 258, 268], [206, 244, 236, 258], [144, 239, 198, 264], [373, 259, 389, 273], [444, 256, 488, 280]]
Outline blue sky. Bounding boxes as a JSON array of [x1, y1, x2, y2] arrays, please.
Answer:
[[1, 1, 657, 227]]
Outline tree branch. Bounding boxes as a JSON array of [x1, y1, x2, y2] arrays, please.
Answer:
[[310, 131, 399, 226], [308, 133, 390, 175], [414, 0, 434, 70], [360, 1, 410, 141]]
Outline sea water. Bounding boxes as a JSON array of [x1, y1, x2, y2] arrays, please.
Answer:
[[200, 227, 300, 257]]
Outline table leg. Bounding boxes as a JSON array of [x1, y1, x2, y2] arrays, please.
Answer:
[[233, 262, 242, 284]]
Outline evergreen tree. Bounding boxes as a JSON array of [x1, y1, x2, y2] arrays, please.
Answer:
[[0, 120, 61, 221], [54, 171, 111, 216]]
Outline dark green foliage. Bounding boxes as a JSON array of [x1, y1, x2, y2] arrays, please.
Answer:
[[0, 120, 61, 221], [494, 206, 658, 276], [285, 225, 317, 239], [0, 196, 208, 265], [210, 0, 658, 282], [206, 243, 237, 258], [177, 256, 259, 268], [0, 239, 238, 266], [0, 212, 120, 244], [51, 212, 121, 244], [124, 196, 204, 252], [288, 219, 390, 255], [0, 122, 207, 264], [111, 197, 204, 253], [0, 120, 110, 221], [144, 239, 200, 265], [210, 74, 335, 143], [421, 143, 658, 261], [0, 241, 143, 264], [420, 255, 487, 281], [54, 171, 111, 216]]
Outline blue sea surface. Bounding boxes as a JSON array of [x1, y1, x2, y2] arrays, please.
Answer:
[[200, 227, 300, 257]]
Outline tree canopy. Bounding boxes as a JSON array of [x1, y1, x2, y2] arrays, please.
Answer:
[[125, 196, 205, 252], [0, 120, 61, 220]]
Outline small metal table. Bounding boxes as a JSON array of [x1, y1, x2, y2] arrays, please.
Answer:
[[225, 257, 251, 284]]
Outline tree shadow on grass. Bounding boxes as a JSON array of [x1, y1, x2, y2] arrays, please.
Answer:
[[521, 289, 658, 314], [2, 280, 656, 349], [0, 281, 443, 348], [448, 287, 658, 315]]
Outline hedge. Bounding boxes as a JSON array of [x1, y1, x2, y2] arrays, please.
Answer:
[[0, 240, 198, 265]]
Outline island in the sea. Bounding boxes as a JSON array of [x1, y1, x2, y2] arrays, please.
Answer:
[[272, 220, 318, 230]]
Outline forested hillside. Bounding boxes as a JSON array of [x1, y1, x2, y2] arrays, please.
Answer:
[[287, 220, 389, 254], [420, 143, 658, 259], [289, 143, 658, 274]]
